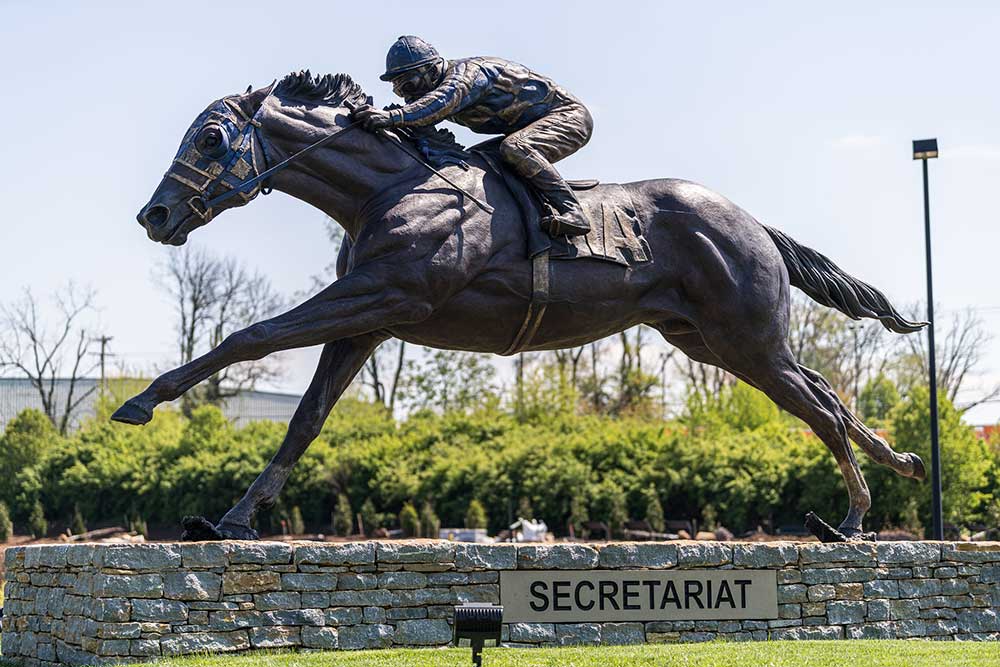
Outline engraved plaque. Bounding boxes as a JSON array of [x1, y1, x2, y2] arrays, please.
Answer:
[[500, 570, 778, 622]]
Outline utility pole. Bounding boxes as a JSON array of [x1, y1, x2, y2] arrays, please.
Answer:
[[93, 335, 114, 396]]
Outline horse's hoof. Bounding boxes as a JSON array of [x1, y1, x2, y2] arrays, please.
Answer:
[[181, 516, 223, 541], [111, 400, 153, 426], [839, 527, 877, 542], [906, 452, 927, 481], [216, 522, 259, 541], [805, 512, 847, 543]]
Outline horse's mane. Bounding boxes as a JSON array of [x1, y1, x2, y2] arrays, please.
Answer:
[[274, 70, 370, 107], [271, 69, 471, 160]]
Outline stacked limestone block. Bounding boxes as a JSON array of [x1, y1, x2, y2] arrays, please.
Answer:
[[2, 540, 999, 666]]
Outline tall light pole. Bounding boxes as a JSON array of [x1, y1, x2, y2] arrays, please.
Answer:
[[913, 138, 942, 540]]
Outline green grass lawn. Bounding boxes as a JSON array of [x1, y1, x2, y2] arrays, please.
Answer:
[[22, 641, 988, 667]]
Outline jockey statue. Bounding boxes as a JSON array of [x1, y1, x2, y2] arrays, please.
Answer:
[[354, 35, 594, 237]]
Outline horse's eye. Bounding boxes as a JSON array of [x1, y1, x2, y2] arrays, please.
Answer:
[[196, 125, 229, 158]]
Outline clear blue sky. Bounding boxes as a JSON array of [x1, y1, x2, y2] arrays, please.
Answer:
[[2, 1, 999, 420]]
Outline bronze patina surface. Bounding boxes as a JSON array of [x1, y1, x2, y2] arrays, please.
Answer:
[[117, 64, 926, 543]]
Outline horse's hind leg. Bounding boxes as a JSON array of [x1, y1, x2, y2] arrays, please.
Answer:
[[212, 333, 384, 540], [688, 327, 873, 537], [798, 365, 925, 480], [754, 358, 872, 536], [660, 320, 923, 481]]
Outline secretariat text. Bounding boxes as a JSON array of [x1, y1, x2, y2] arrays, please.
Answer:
[[500, 570, 778, 622]]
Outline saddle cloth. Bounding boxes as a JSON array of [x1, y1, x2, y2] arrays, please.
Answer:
[[472, 142, 653, 268]]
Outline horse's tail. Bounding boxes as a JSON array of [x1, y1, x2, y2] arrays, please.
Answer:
[[762, 224, 926, 334]]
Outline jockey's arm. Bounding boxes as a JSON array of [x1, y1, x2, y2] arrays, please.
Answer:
[[388, 61, 488, 127]]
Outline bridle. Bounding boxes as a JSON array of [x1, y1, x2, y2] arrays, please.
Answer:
[[165, 93, 277, 223]]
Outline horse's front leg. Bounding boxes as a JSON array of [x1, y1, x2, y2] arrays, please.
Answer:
[[112, 272, 430, 425], [208, 333, 385, 540]]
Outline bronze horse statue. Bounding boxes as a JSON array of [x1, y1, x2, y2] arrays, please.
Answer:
[[115, 72, 926, 541]]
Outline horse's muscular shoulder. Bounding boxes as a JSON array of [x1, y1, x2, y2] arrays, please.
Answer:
[[344, 188, 508, 303]]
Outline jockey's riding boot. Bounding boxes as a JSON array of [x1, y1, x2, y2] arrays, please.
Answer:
[[529, 164, 591, 237]]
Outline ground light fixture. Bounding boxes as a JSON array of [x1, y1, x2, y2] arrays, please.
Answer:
[[454, 603, 504, 666], [913, 137, 943, 540]]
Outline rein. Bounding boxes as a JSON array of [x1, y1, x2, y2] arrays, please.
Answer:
[[168, 92, 495, 221]]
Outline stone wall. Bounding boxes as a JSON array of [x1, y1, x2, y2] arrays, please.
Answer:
[[3, 540, 999, 666]]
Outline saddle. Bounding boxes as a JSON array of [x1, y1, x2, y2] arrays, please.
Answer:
[[398, 125, 652, 268], [470, 137, 653, 269]]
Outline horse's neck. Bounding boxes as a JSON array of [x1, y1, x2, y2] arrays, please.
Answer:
[[263, 110, 420, 240]]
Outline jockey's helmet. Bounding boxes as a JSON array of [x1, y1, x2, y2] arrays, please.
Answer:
[[380, 35, 442, 81]]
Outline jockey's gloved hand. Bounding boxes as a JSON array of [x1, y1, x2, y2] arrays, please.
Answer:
[[352, 105, 394, 132]]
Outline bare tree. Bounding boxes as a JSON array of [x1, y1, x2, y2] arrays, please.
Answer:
[[657, 346, 677, 417], [676, 355, 737, 404], [552, 346, 586, 389], [0, 284, 100, 434], [165, 247, 216, 367], [361, 338, 408, 411], [786, 294, 892, 407], [159, 246, 285, 407], [579, 340, 610, 413], [896, 306, 998, 410]]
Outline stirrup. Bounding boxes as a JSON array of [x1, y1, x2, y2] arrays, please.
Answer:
[[541, 212, 590, 238]]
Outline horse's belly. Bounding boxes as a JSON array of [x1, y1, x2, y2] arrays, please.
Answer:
[[389, 292, 523, 353], [388, 258, 673, 353]]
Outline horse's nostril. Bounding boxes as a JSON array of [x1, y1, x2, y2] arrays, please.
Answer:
[[140, 204, 170, 228]]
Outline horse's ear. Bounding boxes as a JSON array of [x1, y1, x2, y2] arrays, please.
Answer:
[[245, 84, 253, 94], [236, 80, 277, 119]]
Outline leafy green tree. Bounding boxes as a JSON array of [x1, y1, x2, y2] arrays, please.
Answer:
[[464, 499, 488, 530], [70, 504, 87, 535], [867, 386, 992, 531], [591, 479, 628, 538], [701, 504, 719, 531], [684, 382, 782, 433], [858, 374, 900, 425], [401, 350, 497, 413], [0, 409, 57, 518], [899, 497, 924, 536], [514, 359, 581, 422], [643, 485, 665, 533], [420, 501, 440, 539], [516, 496, 534, 521], [610, 328, 660, 417], [129, 514, 148, 538], [399, 502, 421, 537], [288, 506, 306, 535], [359, 498, 380, 536], [332, 493, 354, 536], [28, 499, 47, 538], [10, 371, 991, 542], [0, 502, 13, 542], [568, 493, 589, 537]]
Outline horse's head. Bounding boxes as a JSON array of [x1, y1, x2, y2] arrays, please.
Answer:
[[136, 86, 272, 245], [138, 72, 399, 244]]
